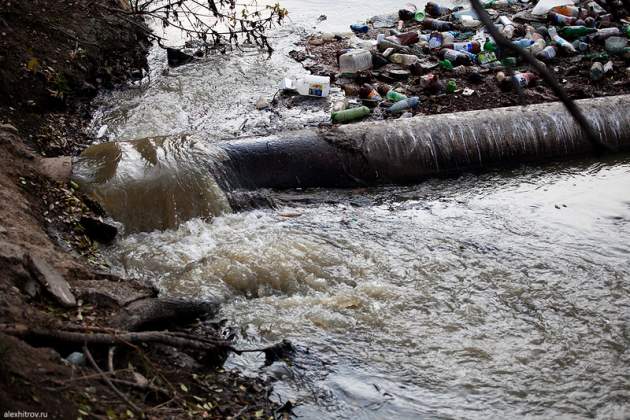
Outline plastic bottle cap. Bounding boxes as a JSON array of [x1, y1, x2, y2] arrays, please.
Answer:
[[414, 11, 426, 22]]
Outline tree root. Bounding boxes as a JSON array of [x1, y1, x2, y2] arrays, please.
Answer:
[[0, 323, 293, 360], [84, 344, 142, 414]]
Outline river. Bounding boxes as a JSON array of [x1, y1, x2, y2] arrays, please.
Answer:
[[86, 1, 630, 418]]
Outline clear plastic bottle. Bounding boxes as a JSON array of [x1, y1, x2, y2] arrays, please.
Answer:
[[389, 53, 420, 66], [339, 50, 373, 74]]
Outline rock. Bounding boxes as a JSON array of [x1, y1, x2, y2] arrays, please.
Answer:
[[79, 215, 118, 244], [255, 96, 271, 110], [130, 69, 143, 80], [308, 37, 324, 46], [0, 123, 18, 135], [37, 157, 73, 183], [24, 254, 76, 308], [166, 47, 195, 67], [74, 279, 154, 308], [388, 69, 411, 80], [288, 50, 307, 63], [65, 352, 85, 366], [400, 112, 413, 118], [370, 13, 399, 29]]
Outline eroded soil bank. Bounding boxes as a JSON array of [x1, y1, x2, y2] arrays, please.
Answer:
[[0, 1, 280, 418]]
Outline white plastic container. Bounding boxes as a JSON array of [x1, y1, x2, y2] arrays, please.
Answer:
[[339, 49, 373, 74], [280, 75, 331, 97]]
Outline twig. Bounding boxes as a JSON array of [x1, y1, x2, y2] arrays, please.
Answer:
[[468, 0, 613, 153], [108, 346, 116, 375], [83, 345, 142, 414], [109, 378, 171, 398]]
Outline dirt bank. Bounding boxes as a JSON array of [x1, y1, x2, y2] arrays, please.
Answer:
[[0, 1, 280, 418]]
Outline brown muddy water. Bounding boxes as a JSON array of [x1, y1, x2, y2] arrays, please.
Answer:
[[85, 1, 630, 418]]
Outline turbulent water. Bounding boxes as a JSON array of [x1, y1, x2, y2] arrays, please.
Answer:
[[89, 1, 630, 418]]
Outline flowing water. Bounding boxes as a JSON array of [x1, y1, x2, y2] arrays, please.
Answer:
[[88, 1, 630, 418]]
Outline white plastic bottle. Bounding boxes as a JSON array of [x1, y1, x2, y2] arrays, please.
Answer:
[[280, 75, 331, 97], [339, 49, 373, 74]]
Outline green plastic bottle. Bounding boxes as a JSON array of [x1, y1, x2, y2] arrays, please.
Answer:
[[414, 11, 426, 22], [558, 26, 597, 39], [484, 40, 497, 52], [386, 90, 408, 102], [331, 106, 371, 124], [439, 59, 454, 70], [446, 79, 457, 93]]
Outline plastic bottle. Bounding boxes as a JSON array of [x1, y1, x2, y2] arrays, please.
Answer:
[[386, 90, 408, 102], [429, 32, 444, 49], [513, 39, 535, 49], [387, 96, 420, 113], [558, 26, 597, 39], [446, 79, 457, 93], [332, 106, 371, 123], [483, 0, 517, 8], [484, 39, 497, 52], [350, 23, 369, 33], [389, 53, 420, 66], [548, 12, 577, 26], [339, 50, 373, 74], [571, 40, 589, 52], [536, 45, 557, 60], [525, 25, 544, 41], [393, 31, 420, 46], [281, 75, 331, 97], [527, 39, 547, 55], [425, 2, 452, 17], [548, 27, 576, 54], [421, 18, 454, 31], [376, 34, 410, 53], [594, 28, 621, 42], [510, 72, 537, 88], [360, 84, 382, 101], [440, 48, 474, 66], [398, 4, 417, 21], [478, 51, 498, 65], [551, 6, 587, 18], [452, 41, 482, 53], [590, 62, 604, 81], [498, 16, 515, 39]]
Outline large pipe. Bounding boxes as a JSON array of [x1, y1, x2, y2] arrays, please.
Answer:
[[218, 94, 630, 189], [66, 95, 630, 232]]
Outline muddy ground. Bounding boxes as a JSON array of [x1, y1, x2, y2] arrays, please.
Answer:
[[0, 1, 281, 418]]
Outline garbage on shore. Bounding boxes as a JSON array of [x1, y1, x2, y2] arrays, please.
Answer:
[[284, 0, 630, 124]]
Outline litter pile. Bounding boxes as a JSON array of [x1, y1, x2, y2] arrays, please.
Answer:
[[285, 0, 630, 123]]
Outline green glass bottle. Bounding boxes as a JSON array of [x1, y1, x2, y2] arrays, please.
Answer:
[[439, 59, 454, 70], [558, 26, 597, 39], [386, 90, 408, 102], [331, 106, 371, 124]]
